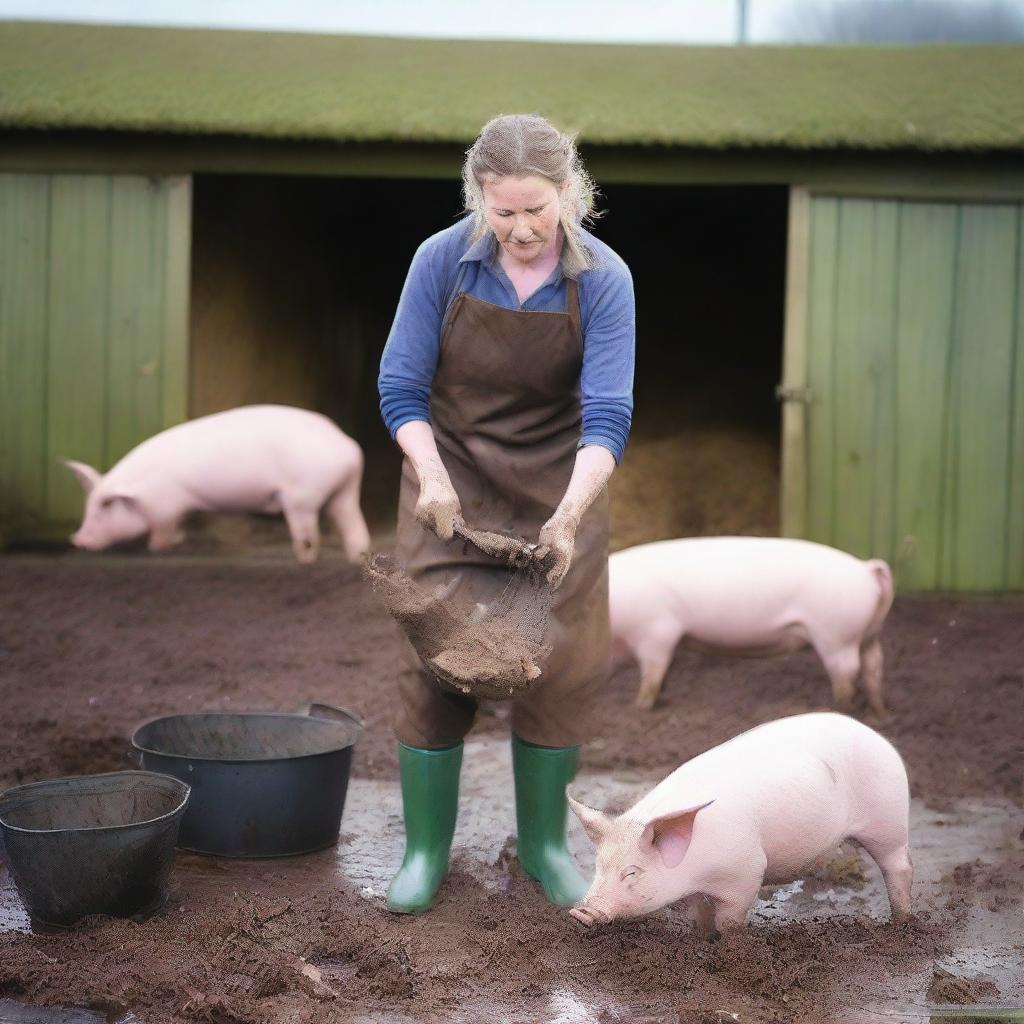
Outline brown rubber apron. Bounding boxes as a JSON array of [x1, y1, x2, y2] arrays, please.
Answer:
[[394, 279, 610, 749]]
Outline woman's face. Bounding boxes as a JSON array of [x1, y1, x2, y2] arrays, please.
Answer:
[[481, 174, 563, 267]]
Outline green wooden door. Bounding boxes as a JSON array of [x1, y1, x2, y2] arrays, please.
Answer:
[[783, 192, 1024, 591], [0, 173, 191, 542]]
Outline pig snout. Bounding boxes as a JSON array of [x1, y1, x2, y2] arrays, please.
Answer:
[[569, 905, 611, 928], [70, 528, 104, 550]]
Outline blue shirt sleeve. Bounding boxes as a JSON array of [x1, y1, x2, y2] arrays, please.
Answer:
[[379, 223, 635, 463], [579, 257, 635, 463], [378, 235, 447, 438]]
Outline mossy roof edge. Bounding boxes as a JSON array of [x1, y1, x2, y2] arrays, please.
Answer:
[[2, 21, 1023, 152]]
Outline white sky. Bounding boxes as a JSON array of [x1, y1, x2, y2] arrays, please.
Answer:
[[0, 0, 1019, 43]]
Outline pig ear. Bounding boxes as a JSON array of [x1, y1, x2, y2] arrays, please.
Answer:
[[567, 792, 613, 844], [642, 799, 715, 870], [63, 460, 102, 494]]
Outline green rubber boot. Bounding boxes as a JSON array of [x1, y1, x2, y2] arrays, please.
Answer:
[[387, 742, 463, 914], [512, 735, 589, 907]]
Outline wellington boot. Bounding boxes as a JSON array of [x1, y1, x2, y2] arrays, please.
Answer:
[[387, 742, 463, 914], [512, 735, 589, 907]]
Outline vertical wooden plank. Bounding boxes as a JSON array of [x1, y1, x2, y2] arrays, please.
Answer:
[[805, 196, 839, 545], [831, 198, 899, 560], [46, 175, 112, 523], [162, 175, 192, 426], [892, 202, 958, 589], [107, 176, 142, 463], [1004, 206, 1024, 588], [937, 208, 964, 590], [945, 204, 1018, 589], [0, 174, 50, 535], [866, 200, 899, 562], [779, 186, 810, 539], [108, 177, 163, 463]]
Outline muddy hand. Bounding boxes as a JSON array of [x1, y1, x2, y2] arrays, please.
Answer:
[[536, 513, 578, 589], [415, 473, 464, 541]]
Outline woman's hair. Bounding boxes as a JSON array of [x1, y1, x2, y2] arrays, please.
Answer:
[[461, 113, 602, 278]]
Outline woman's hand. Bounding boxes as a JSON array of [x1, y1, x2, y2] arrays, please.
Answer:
[[415, 470, 464, 541], [396, 421, 465, 541], [536, 445, 616, 589], [536, 512, 579, 589]]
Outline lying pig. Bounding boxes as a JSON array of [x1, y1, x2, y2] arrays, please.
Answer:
[[609, 537, 894, 715], [569, 712, 912, 934], [65, 405, 370, 564]]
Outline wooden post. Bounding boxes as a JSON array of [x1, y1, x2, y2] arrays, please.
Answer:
[[779, 186, 811, 538]]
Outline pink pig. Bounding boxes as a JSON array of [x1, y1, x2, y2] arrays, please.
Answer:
[[65, 405, 370, 564], [609, 537, 894, 715], [569, 712, 913, 934]]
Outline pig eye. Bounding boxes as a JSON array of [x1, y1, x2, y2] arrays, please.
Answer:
[[100, 497, 115, 509], [619, 865, 642, 882]]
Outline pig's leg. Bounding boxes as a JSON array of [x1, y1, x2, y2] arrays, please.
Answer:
[[818, 644, 861, 713], [148, 519, 184, 552], [633, 622, 681, 710], [688, 894, 717, 938], [856, 836, 913, 923], [708, 875, 764, 935], [327, 480, 371, 563], [702, 853, 767, 935], [282, 502, 321, 564], [635, 648, 674, 710], [859, 638, 888, 718]]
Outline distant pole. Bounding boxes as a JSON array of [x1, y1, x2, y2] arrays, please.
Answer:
[[737, 0, 750, 44]]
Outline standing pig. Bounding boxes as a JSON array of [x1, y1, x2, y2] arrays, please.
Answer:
[[569, 712, 912, 934], [609, 537, 893, 715], [65, 405, 370, 564]]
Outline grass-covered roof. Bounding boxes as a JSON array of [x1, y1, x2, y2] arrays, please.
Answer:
[[1, 21, 1022, 151]]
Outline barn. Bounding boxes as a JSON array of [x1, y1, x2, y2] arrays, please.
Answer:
[[1, 21, 1023, 590]]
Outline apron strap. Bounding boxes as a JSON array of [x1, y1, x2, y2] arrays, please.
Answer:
[[565, 278, 582, 349], [442, 292, 467, 347]]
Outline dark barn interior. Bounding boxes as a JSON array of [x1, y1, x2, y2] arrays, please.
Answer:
[[189, 175, 787, 549]]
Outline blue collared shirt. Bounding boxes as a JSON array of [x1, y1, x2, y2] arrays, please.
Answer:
[[378, 216, 634, 462]]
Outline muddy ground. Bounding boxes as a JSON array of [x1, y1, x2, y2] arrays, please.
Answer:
[[0, 551, 1021, 1024]]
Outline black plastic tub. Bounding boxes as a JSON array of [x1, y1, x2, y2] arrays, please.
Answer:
[[0, 771, 190, 927], [130, 707, 362, 858]]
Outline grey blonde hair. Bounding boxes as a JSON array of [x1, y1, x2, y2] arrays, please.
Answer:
[[462, 113, 602, 279]]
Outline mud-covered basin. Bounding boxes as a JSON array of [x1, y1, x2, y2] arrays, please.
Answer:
[[0, 770, 190, 927], [131, 708, 362, 858]]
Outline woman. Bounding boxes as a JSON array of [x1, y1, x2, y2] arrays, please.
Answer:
[[378, 113, 635, 913]]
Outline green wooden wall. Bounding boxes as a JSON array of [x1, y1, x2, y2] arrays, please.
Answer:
[[0, 173, 191, 542], [800, 194, 1024, 590]]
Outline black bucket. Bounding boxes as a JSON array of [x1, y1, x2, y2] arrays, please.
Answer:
[[130, 707, 362, 858], [0, 771, 190, 927]]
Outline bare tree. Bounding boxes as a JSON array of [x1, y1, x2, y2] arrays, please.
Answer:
[[775, 0, 1024, 42]]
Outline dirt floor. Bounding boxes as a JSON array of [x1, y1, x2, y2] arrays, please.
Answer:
[[0, 550, 1021, 1024]]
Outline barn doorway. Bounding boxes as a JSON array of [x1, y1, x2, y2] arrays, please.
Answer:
[[597, 183, 788, 549], [189, 175, 787, 550]]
